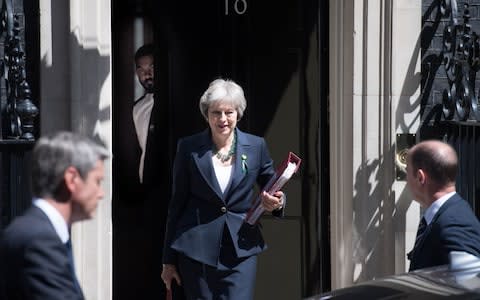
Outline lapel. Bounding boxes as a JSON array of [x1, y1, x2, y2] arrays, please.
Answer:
[[192, 129, 224, 200], [225, 129, 251, 198], [143, 94, 157, 178]]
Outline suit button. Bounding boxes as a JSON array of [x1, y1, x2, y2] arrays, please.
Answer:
[[221, 206, 227, 213]]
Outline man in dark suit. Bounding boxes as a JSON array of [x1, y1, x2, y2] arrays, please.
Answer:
[[0, 131, 109, 300], [406, 140, 480, 271], [133, 43, 155, 185], [131, 44, 182, 299]]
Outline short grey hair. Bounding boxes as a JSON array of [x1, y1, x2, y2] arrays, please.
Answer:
[[199, 78, 247, 120], [31, 131, 110, 199]]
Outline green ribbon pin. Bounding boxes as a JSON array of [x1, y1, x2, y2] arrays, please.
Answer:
[[241, 154, 248, 174]]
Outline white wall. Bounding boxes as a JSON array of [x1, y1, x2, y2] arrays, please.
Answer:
[[40, 0, 112, 299], [329, 0, 421, 289]]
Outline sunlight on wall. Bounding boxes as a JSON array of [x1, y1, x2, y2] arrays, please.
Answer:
[[40, 0, 52, 66], [70, 0, 111, 56]]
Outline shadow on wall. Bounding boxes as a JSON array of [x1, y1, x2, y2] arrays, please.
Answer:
[[40, 13, 111, 143], [352, 158, 381, 283], [69, 33, 111, 141], [351, 153, 404, 282], [419, 0, 444, 128], [351, 0, 445, 284], [351, 148, 414, 283], [395, 0, 445, 134]]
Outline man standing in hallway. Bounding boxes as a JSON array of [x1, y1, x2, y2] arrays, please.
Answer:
[[131, 44, 183, 299], [133, 43, 155, 184], [0, 131, 109, 299], [406, 140, 480, 271]]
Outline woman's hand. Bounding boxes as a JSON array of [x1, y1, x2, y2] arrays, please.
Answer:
[[161, 264, 182, 290], [260, 190, 284, 212]]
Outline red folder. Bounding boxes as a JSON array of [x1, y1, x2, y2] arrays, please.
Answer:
[[245, 152, 302, 225]]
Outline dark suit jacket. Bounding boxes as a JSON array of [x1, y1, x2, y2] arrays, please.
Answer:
[[129, 94, 181, 299], [0, 206, 84, 300], [163, 128, 284, 267], [408, 193, 480, 271], [133, 94, 170, 225], [134, 94, 164, 187]]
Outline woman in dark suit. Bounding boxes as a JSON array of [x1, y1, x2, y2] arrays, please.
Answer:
[[161, 78, 285, 299]]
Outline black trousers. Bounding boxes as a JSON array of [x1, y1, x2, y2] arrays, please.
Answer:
[[178, 229, 257, 300]]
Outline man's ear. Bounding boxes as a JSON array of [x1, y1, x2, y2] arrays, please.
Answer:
[[417, 169, 426, 185], [63, 166, 79, 192]]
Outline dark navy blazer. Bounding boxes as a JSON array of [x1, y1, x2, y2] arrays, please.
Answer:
[[0, 206, 84, 300], [163, 128, 284, 267], [408, 193, 480, 271], [134, 93, 163, 186]]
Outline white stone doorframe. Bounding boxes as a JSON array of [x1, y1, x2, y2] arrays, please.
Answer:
[[40, 0, 112, 299], [329, 0, 421, 289]]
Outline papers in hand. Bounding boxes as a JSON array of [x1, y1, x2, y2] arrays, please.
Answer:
[[245, 152, 302, 225]]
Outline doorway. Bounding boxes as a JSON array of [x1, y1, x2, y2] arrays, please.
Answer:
[[112, 1, 330, 298]]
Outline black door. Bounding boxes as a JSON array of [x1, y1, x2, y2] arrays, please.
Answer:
[[113, 0, 330, 298]]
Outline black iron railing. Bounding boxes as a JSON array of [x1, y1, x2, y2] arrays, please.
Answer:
[[0, 0, 38, 229], [436, 0, 480, 214], [441, 0, 480, 121], [1, 0, 38, 139]]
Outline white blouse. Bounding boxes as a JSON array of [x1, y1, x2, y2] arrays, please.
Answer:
[[212, 159, 233, 193]]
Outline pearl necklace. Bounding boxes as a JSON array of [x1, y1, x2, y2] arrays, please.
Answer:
[[213, 131, 237, 163]]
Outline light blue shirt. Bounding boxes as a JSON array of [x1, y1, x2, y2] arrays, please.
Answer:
[[423, 191, 457, 225], [33, 198, 70, 243]]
